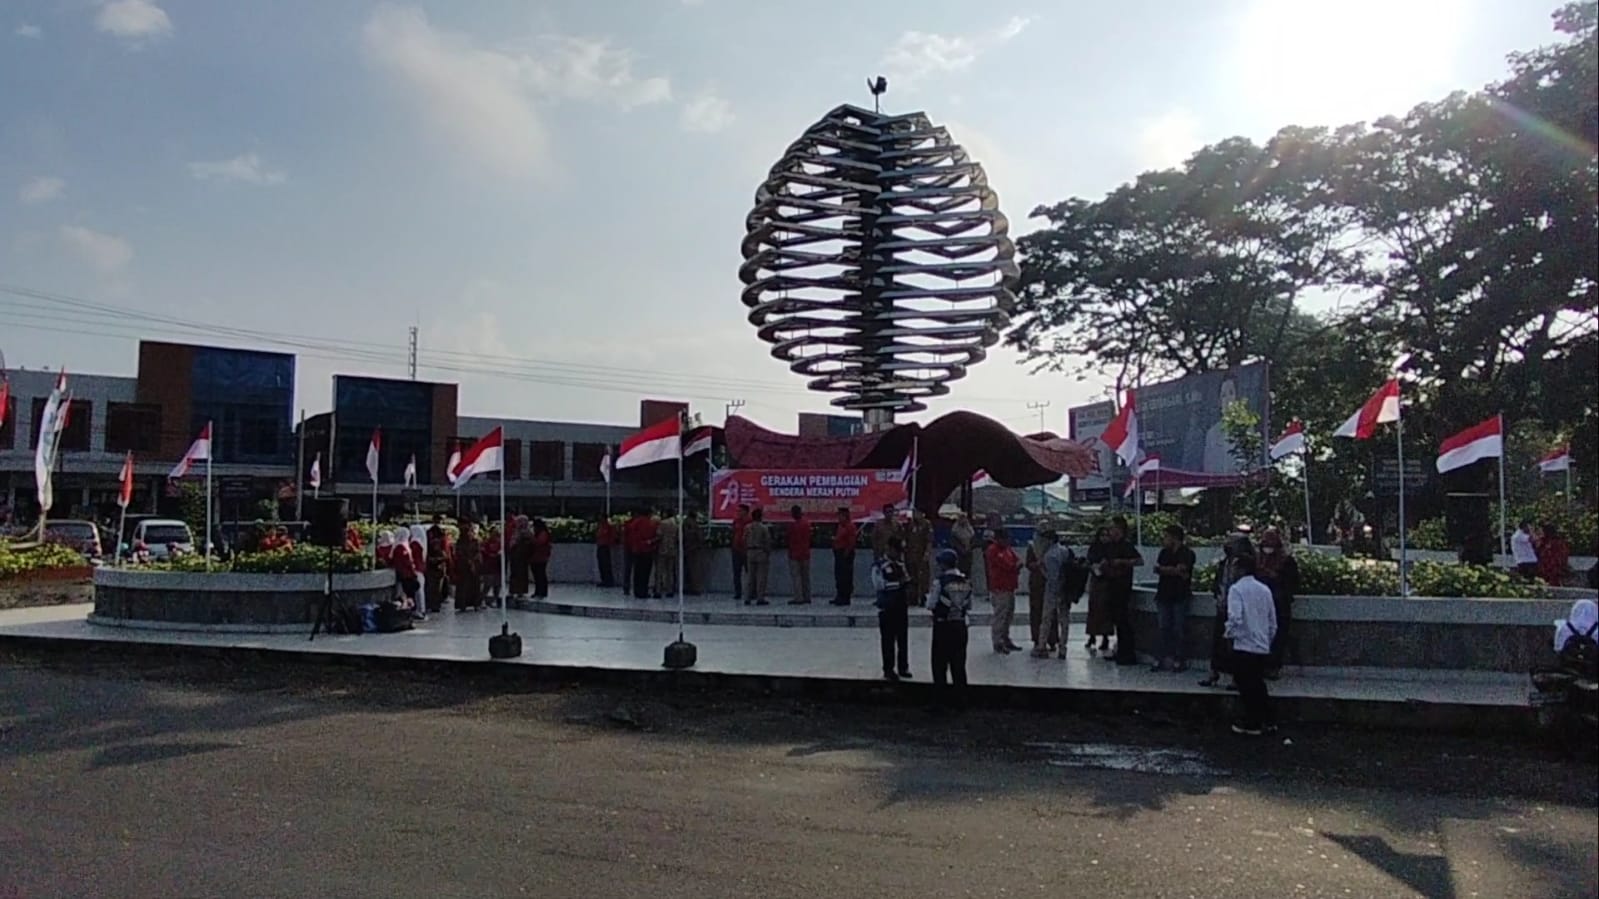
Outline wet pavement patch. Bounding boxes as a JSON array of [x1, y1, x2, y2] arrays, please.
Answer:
[[1026, 741, 1230, 778]]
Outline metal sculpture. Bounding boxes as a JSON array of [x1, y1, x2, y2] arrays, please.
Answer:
[[739, 96, 1018, 429]]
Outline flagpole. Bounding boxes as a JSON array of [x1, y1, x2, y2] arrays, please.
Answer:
[[370, 436, 379, 558], [499, 443, 508, 628], [1496, 415, 1508, 558], [909, 435, 920, 514], [205, 420, 214, 573], [1395, 398, 1408, 597], [116, 454, 129, 568], [1302, 447, 1314, 546], [1135, 474, 1143, 548], [295, 409, 306, 521], [676, 415, 685, 639]]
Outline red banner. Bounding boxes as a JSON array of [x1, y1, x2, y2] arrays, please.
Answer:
[[710, 469, 908, 523]]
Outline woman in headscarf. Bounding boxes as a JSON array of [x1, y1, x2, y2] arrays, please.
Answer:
[[530, 518, 553, 599], [390, 528, 421, 614], [1084, 527, 1114, 655], [1256, 528, 1301, 678], [481, 522, 503, 606], [507, 516, 532, 599], [1537, 523, 1572, 587], [375, 529, 395, 567], [1199, 534, 1251, 688], [1024, 525, 1057, 652], [408, 524, 430, 614], [453, 521, 484, 611], [1554, 599, 1598, 656]]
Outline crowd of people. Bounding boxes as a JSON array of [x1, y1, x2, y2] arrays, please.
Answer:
[[370, 514, 554, 618]]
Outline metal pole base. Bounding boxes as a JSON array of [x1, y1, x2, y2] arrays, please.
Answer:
[[662, 639, 698, 669], [489, 623, 523, 659]]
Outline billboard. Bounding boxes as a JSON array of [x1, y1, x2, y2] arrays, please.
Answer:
[[1137, 363, 1270, 488], [1067, 401, 1115, 502], [710, 469, 908, 523]]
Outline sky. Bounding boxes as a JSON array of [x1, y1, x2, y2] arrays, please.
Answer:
[[0, 0, 1565, 435]]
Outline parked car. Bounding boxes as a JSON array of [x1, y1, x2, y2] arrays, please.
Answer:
[[44, 519, 104, 561], [130, 519, 196, 561]]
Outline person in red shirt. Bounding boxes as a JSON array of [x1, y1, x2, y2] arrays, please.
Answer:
[[1537, 522, 1572, 586], [595, 514, 618, 588], [787, 505, 814, 605], [343, 523, 364, 554], [481, 523, 503, 604], [730, 504, 751, 602], [623, 508, 659, 599], [830, 507, 859, 606], [530, 518, 554, 599], [984, 528, 1024, 653], [391, 529, 421, 614]]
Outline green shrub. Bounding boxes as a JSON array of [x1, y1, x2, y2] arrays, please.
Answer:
[[232, 546, 373, 574], [0, 542, 89, 580], [1192, 549, 1543, 598], [1409, 517, 1453, 551]]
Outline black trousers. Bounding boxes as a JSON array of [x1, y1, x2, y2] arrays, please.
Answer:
[[621, 551, 633, 594], [1232, 650, 1274, 729], [731, 551, 747, 599], [834, 550, 855, 603], [931, 620, 969, 697], [1268, 598, 1292, 670], [597, 545, 614, 587], [878, 604, 909, 675], [532, 562, 549, 598], [630, 552, 654, 599], [1110, 582, 1137, 662]]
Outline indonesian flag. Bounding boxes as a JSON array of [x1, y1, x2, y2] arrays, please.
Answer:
[[1435, 415, 1503, 473], [168, 423, 212, 479], [450, 427, 504, 486], [1100, 391, 1139, 466], [1123, 454, 1161, 497], [599, 450, 613, 484], [897, 440, 918, 484], [971, 469, 995, 489], [1538, 446, 1572, 473], [309, 452, 322, 490], [117, 451, 135, 508], [1270, 420, 1306, 461], [0, 377, 8, 430], [683, 426, 713, 457], [403, 454, 417, 487], [616, 417, 681, 469], [1333, 379, 1400, 439], [366, 428, 381, 483], [445, 449, 462, 486]]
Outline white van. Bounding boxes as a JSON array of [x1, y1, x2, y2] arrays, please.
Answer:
[[131, 519, 196, 560]]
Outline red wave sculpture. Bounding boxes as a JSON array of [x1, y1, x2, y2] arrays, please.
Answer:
[[724, 411, 1095, 514]]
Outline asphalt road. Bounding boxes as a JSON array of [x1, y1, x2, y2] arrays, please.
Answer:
[[1, 653, 1595, 899]]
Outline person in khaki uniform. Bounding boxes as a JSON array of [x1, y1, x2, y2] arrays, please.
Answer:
[[743, 508, 773, 605], [653, 511, 679, 598], [904, 510, 934, 605], [871, 504, 901, 560]]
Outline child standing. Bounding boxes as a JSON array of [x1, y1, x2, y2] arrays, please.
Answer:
[[929, 548, 973, 707], [872, 536, 914, 681]]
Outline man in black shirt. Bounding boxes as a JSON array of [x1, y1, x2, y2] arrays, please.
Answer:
[[1099, 516, 1144, 665], [1152, 524, 1196, 671]]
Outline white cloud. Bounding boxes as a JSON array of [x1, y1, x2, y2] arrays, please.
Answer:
[[1135, 109, 1201, 172], [361, 6, 672, 179], [188, 153, 287, 185], [94, 0, 172, 41], [882, 15, 1029, 85], [19, 176, 65, 204], [680, 92, 734, 133], [59, 225, 133, 272], [14, 24, 42, 39]]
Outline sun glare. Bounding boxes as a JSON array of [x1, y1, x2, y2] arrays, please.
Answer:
[[1234, 0, 1467, 127]]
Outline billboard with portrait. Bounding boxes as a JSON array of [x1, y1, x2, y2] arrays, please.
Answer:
[[1136, 363, 1270, 488], [1066, 401, 1116, 502]]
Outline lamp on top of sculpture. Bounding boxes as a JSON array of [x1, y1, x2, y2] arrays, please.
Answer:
[[738, 85, 1019, 431]]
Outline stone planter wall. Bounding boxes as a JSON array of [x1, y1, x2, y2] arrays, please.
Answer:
[[1128, 589, 1576, 672], [91, 567, 396, 632]]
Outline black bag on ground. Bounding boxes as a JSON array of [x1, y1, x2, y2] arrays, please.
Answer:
[[328, 604, 365, 635], [375, 601, 415, 633]]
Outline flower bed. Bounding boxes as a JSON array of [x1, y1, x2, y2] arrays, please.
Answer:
[[0, 542, 89, 581], [1191, 550, 1546, 599], [92, 564, 395, 632]]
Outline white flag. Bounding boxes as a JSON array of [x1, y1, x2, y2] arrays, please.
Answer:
[[599, 451, 612, 484], [33, 370, 68, 513], [309, 453, 322, 490]]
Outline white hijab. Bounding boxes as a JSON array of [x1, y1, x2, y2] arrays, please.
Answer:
[[1554, 599, 1598, 653]]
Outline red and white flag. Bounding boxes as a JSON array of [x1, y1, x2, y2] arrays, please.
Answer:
[[365, 428, 381, 483], [1333, 379, 1401, 439], [1269, 420, 1306, 460], [971, 469, 995, 489], [599, 450, 613, 484], [117, 451, 135, 509], [168, 423, 212, 479], [451, 427, 504, 486], [1100, 391, 1139, 466], [0, 377, 9, 430], [616, 417, 681, 470], [445, 449, 462, 486], [34, 370, 68, 512], [1123, 454, 1161, 497], [897, 440, 919, 484], [309, 453, 322, 491], [403, 454, 417, 488], [1538, 446, 1571, 473], [683, 426, 713, 457], [1436, 415, 1503, 473]]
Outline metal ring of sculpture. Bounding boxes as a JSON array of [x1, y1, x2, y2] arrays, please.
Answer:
[[739, 104, 1018, 415]]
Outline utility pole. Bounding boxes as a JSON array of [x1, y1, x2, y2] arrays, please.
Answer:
[[724, 399, 745, 424], [407, 327, 418, 380], [1027, 401, 1051, 514]]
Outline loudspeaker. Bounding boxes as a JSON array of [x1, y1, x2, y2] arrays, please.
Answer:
[[489, 623, 523, 659], [662, 638, 697, 669], [309, 498, 350, 548]]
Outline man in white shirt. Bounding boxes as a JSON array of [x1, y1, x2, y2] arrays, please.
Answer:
[[1511, 520, 1539, 579], [1224, 553, 1277, 736]]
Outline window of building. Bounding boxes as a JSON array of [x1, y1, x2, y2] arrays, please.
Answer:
[[31, 398, 91, 451], [572, 443, 609, 482], [528, 440, 565, 481], [503, 438, 522, 481], [106, 403, 163, 454]]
